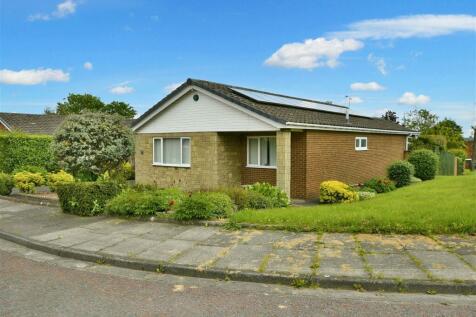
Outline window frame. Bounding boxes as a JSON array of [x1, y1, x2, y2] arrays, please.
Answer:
[[152, 137, 191, 168], [355, 137, 368, 151], [246, 136, 277, 169]]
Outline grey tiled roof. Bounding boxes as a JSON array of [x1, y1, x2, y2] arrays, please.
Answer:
[[0, 112, 66, 135], [136, 79, 413, 133]]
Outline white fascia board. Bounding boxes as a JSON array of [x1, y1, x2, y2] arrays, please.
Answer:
[[285, 121, 416, 135], [133, 85, 284, 132]]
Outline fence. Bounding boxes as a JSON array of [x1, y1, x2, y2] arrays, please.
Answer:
[[439, 151, 457, 176]]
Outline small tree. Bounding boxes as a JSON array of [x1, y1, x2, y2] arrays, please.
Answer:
[[104, 101, 136, 118], [381, 110, 399, 123], [402, 108, 438, 133], [51, 113, 133, 178], [425, 119, 465, 149]]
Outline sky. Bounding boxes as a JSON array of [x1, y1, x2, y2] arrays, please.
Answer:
[[0, 0, 475, 136]]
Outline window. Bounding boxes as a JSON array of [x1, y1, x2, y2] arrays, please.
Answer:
[[153, 137, 191, 167], [405, 136, 411, 151], [247, 136, 276, 168], [355, 137, 368, 151]]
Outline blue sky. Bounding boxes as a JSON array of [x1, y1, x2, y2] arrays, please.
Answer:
[[1, 0, 475, 135]]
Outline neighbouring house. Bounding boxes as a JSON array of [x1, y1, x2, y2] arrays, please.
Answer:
[[132, 79, 416, 200], [0, 112, 66, 135]]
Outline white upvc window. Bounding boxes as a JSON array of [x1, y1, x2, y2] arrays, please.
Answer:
[[153, 137, 191, 167], [247, 136, 277, 168], [405, 136, 411, 151], [355, 137, 368, 151]]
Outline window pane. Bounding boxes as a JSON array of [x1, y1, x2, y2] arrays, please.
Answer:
[[182, 138, 190, 164], [248, 138, 259, 165], [362, 138, 367, 148], [260, 137, 269, 166], [153, 139, 162, 163], [269, 137, 276, 166], [163, 138, 181, 164], [355, 138, 360, 148]]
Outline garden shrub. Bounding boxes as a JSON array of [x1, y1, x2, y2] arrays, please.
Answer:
[[56, 181, 121, 216], [13, 172, 45, 193], [363, 177, 396, 193], [410, 134, 447, 152], [221, 187, 273, 210], [0, 172, 14, 196], [46, 170, 75, 192], [245, 182, 289, 207], [106, 188, 185, 217], [0, 132, 56, 173], [12, 165, 48, 177], [357, 191, 376, 200], [387, 160, 414, 187], [408, 149, 439, 180], [174, 192, 234, 221], [320, 180, 358, 204]]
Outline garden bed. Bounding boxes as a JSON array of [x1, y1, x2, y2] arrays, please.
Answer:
[[229, 173, 476, 234]]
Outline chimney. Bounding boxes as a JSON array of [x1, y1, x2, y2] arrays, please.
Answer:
[[346, 108, 350, 123]]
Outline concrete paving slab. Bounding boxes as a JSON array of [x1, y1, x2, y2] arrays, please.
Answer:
[[318, 247, 368, 278], [398, 235, 443, 251], [49, 231, 106, 248], [214, 244, 272, 272], [435, 235, 476, 256], [173, 245, 228, 267], [365, 253, 427, 279], [101, 237, 158, 257], [321, 233, 355, 249], [198, 230, 247, 247], [244, 230, 293, 246], [72, 233, 134, 252], [32, 227, 100, 242], [356, 234, 403, 253], [273, 233, 318, 251], [172, 226, 219, 241], [0, 202, 37, 212], [265, 249, 313, 275], [408, 250, 476, 281], [135, 239, 196, 262], [462, 254, 476, 268], [141, 224, 189, 241]]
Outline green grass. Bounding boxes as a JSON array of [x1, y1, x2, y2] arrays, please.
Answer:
[[230, 173, 476, 234]]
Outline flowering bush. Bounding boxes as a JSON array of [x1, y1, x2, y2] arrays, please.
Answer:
[[320, 180, 358, 204], [363, 177, 396, 193], [46, 170, 75, 192], [13, 171, 45, 193], [51, 112, 133, 178]]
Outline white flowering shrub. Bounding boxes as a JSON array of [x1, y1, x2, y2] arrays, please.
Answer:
[[51, 112, 133, 178]]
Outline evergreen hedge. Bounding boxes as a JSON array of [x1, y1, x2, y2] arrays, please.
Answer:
[[0, 132, 56, 173]]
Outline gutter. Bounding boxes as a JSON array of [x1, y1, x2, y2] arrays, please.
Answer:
[[285, 121, 417, 136]]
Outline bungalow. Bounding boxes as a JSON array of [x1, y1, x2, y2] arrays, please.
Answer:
[[132, 79, 415, 200], [0, 112, 65, 135]]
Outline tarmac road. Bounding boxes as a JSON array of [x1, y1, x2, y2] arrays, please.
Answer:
[[1, 244, 475, 317]]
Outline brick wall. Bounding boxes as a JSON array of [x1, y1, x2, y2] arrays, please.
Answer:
[[290, 130, 406, 199]]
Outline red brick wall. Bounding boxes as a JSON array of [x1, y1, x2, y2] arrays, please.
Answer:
[[290, 130, 406, 199]]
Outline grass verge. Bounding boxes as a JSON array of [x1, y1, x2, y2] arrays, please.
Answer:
[[230, 173, 476, 234]]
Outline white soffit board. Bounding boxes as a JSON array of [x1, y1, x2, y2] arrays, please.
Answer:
[[137, 91, 279, 133]]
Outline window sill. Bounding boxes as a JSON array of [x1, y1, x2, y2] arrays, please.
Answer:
[[152, 163, 191, 168], [246, 165, 277, 169], [355, 148, 368, 151]]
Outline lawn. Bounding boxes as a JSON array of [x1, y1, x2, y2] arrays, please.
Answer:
[[230, 173, 476, 234]]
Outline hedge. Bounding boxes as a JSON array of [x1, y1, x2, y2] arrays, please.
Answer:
[[56, 181, 121, 216], [174, 192, 234, 221], [0, 132, 56, 173]]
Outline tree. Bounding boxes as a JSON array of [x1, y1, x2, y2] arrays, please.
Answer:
[[53, 93, 137, 118], [103, 101, 136, 118], [425, 119, 465, 149], [56, 94, 104, 115], [402, 108, 438, 133], [381, 110, 399, 123], [51, 112, 134, 178]]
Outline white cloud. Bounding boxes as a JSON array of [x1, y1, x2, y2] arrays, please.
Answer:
[[330, 14, 476, 40], [349, 96, 363, 104], [350, 81, 385, 91], [368, 53, 387, 75], [264, 37, 363, 70], [164, 82, 183, 93], [29, 0, 77, 21], [83, 62, 93, 70], [110, 84, 134, 95], [398, 92, 431, 106], [0, 68, 70, 85]]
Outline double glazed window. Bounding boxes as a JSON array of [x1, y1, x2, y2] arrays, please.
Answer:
[[153, 137, 190, 167], [247, 136, 276, 168], [355, 137, 368, 151]]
